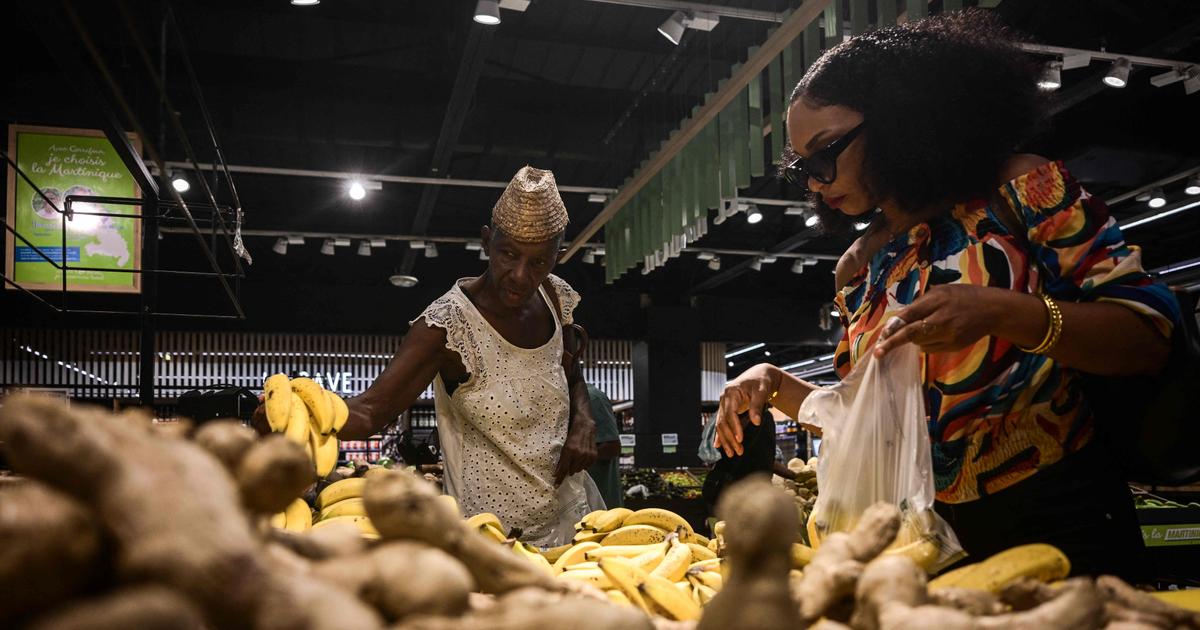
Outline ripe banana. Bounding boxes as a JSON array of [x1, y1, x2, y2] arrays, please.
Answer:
[[263, 373, 292, 432], [326, 390, 349, 434], [575, 509, 608, 532], [1151, 590, 1200, 612], [283, 392, 310, 446], [936, 544, 1070, 593], [688, 558, 721, 573], [312, 514, 378, 537], [466, 512, 504, 532], [591, 507, 634, 533], [437, 494, 461, 517], [309, 425, 339, 477], [623, 508, 694, 540], [631, 547, 667, 573], [552, 541, 602, 573], [558, 568, 613, 589], [688, 542, 717, 562], [686, 568, 723, 590], [513, 541, 556, 577], [541, 543, 575, 565], [573, 530, 609, 544], [792, 542, 816, 568], [291, 377, 334, 435], [586, 543, 665, 561], [563, 561, 599, 572], [928, 562, 978, 590], [606, 589, 631, 606], [883, 536, 941, 572], [639, 573, 702, 621], [692, 533, 712, 547], [650, 536, 692, 582], [283, 497, 313, 532], [478, 523, 509, 544], [269, 511, 287, 529], [316, 477, 366, 511], [318, 497, 366, 521], [693, 583, 718, 605], [601, 524, 670, 546], [598, 557, 653, 613]]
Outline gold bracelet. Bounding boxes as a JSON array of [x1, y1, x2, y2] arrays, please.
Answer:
[[1019, 294, 1063, 355]]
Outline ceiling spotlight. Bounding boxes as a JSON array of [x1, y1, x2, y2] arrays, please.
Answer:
[[760, 255, 777, 264], [369, 238, 387, 248], [424, 243, 439, 258], [1148, 187, 1167, 209], [790, 260, 805, 274], [764, 351, 771, 357], [473, 0, 501, 25], [707, 257, 721, 271], [348, 180, 366, 200], [785, 206, 808, 216], [1185, 175, 1200, 196], [1103, 57, 1131, 88], [170, 171, 190, 193], [1061, 51, 1092, 70], [465, 241, 482, 251], [410, 240, 426, 249], [803, 257, 819, 266], [357, 241, 371, 256], [749, 258, 762, 271], [389, 274, 419, 288], [479, 250, 489, 260], [696, 251, 715, 261], [290, 0, 320, 5], [746, 205, 763, 224], [272, 238, 288, 255], [320, 239, 335, 256], [829, 307, 841, 317], [805, 213, 820, 228], [658, 10, 688, 45], [583, 251, 596, 264], [286, 235, 305, 245], [587, 193, 608, 204], [1038, 60, 1062, 91], [727, 360, 734, 368], [854, 221, 869, 231], [334, 237, 351, 247]]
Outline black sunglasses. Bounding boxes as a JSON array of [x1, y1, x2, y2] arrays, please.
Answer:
[[782, 122, 865, 187]]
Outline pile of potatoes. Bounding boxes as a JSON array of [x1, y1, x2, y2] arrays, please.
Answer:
[[2, 394, 1197, 630]]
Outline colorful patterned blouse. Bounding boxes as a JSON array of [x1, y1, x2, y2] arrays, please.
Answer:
[[832, 161, 1179, 504]]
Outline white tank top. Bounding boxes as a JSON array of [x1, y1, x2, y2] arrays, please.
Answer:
[[412, 275, 601, 547]]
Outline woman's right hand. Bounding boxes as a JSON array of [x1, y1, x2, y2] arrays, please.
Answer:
[[714, 363, 780, 458]]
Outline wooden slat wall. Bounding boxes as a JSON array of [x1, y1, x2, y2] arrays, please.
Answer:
[[700, 342, 727, 403]]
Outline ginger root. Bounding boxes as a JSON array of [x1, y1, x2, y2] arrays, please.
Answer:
[[312, 541, 475, 622], [393, 587, 654, 630], [698, 476, 801, 630], [193, 420, 257, 473], [1097, 575, 1200, 629], [25, 585, 206, 630], [363, 468, 562, 594], [237, 435, 315, 514], [798, 501, 901, 621]]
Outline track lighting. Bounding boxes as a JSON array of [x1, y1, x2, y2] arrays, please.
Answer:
[[474, 0, 501, 25], [1148, 187, 1167, 209], [357, 241, 371, 256], [320, 239, 335, 256], [1038, 61, 1062, 91], [1103, 57, 1131, 88], [272, 238, 287, 255]]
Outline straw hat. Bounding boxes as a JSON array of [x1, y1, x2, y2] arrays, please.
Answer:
[[491, 165, 569, 243]]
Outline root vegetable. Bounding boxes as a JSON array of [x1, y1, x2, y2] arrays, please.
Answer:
[[852, 554, 929, 630], [997, 577, 1057, 611], [25, 585, 206, 630], [313, 541, 474, 622], [270, 520, 368, 560], [193, 420, 257, 473], [0, 480, 105, 625], [236, 435, 315, 513], [798, 502, 901, 621], [255, 570, 384, 630], [974, 578, 1103, 629], [697, 476, 801, 630], [393, 588, 654, 630], [928, 588, 1006, 616], [363, 468, 562, 594], [1097, 575, 1200, 629]]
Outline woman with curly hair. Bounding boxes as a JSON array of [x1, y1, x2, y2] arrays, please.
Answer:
[[714, 10, 1180, 577]]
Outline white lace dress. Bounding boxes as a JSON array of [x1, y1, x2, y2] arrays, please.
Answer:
[[412, 275, 603, 547]]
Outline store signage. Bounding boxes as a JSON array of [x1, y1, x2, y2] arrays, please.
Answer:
[[261, 370, 355, 395], [5, 124, 142, 293], [660, 433, 678, 446], [1141, 524, 1200, 547], [619, 434, 636, 447]]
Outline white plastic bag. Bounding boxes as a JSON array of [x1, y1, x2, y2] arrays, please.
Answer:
[[797, 342, 964, 573]]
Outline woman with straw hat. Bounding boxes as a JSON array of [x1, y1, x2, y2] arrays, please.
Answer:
[[336, 166, 603, 547]]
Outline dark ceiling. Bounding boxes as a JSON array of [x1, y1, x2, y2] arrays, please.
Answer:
[[2, 0, 1199, 372]]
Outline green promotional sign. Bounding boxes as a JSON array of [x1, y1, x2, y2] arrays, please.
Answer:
[[1141, 523, 1200, 548], [6, 125, 141, 293]]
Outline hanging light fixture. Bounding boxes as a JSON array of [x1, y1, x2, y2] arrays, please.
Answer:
[[1148, 187, 1167, 209], [272, 238, 288, 255], [1185, 174, 1200, 196], [805, 211, 820, 228], [657, 10, 688, 45], [389, 274, 419, 288], [320, 239, 335, 256], [1103, 57, 1132, 88], [746, 204, 763, 224], [1038, 60, 1062, 91], [473, 0, 501, 25], [170, 171, 190, 193], [749, 258, 762, 271], [707, 257, 721, 271], [790, 260, 805, 274], [424, 243, 439, 258], [357, 241, 372, 256]]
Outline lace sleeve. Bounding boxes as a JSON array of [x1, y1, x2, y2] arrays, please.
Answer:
[[546, 274, 581, 325], [410, 294, 479, 377]]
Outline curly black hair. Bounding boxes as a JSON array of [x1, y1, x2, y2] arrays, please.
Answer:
[[785, 9, 1048, 235]]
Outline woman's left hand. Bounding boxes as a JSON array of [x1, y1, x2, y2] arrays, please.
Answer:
[[874, 284, 1001, 358]]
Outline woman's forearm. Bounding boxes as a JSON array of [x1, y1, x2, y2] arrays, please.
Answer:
[[988, 289, 1169, 376]]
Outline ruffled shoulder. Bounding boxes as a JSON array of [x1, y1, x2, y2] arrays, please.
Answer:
[[410, 284, 481, 379], [545, 274, 580, 325], [999, 160, 1082, 223]]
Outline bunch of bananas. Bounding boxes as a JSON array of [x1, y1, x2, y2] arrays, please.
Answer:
[[262, 373, 348, 478], [269, 497, 314, 533], [463, 512, 557, 576], [307, 477, 380, 538]]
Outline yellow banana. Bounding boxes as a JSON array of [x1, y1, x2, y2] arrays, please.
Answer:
[[883, 536, 941, 573], [650, 536, 692, 582], [312, 514, 377, 537], [563, 561, 599, 572], [466, 512, 504, 532], [591, 507, 634, 533], [928, 562, 979, 590], [283, 392, 310, 446], [316, 477, 366, 511], [941, 544, 1070, 593], [558, 568, 612, 589], [437, 494, 460, 517], [623, 508, 694, 540], [283, 497, 313, 532], [1151, 590, 1200, 612], [598, 557, 653, 613], [575, 509, 607, 531], [318, 497, 366, 521], [326, 390, 349, 434], [541, 543, 574, 565], [792, 542, 816, 568], [573, 530, 608, 544], [478, 523, 509, 544], [688, 542, 717, 562], [309, 427, 338, 477], [631, 547, 667, 573], [686, 568, 723, 590], [688, 558, 721, 573], [269, 511, 287, 529], [291, 377, 334, 435], [514, 541, 556, 577], [606, 589, 631, 606], [601, 525, 670, 546], [693, 583, 718, 605], [552, 541, 602, 573], [639, 573, 702, 621], [692, 533, 711, 547], [586, 543, 665, 561], [263, 373, 292, 432]]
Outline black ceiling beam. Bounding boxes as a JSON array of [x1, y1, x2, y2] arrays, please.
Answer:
[[400, 25, 494, 274]]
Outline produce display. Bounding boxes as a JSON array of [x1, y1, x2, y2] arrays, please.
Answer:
[[263, 372, 349, 478], [623, 468, 705, 500], [1, 393, 1198, 630]]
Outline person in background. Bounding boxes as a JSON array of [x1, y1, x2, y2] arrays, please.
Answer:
[[585, 382, 623, 509]]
